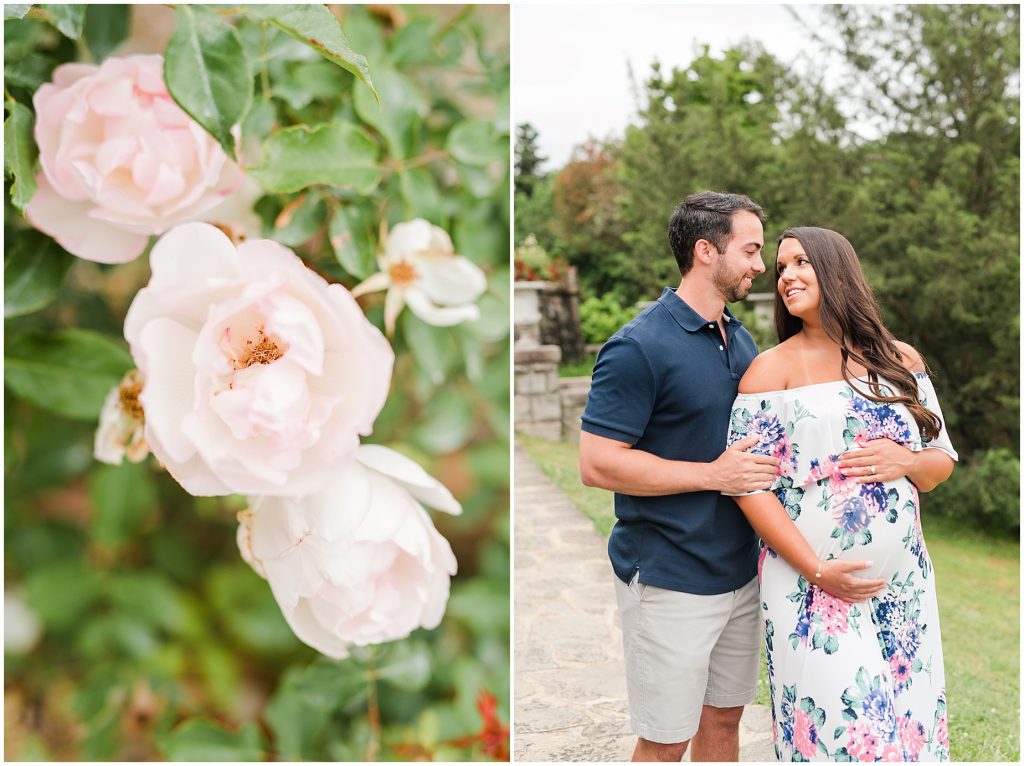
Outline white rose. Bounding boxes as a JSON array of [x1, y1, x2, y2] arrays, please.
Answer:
[[25, 55, 243, 264], [124, 222, 394, 496], [94, 369, 149, 465], [352, 218, 487, 334], [237, 444, 460, 659]]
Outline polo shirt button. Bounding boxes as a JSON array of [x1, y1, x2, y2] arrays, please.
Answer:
[[719, 345, 724, 351], [708, 323, 715, 329]]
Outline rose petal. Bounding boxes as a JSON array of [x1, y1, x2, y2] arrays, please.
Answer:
[[356, 444, 462, 514], [25, 174, 148, 263], [403, 287, 480, 327]]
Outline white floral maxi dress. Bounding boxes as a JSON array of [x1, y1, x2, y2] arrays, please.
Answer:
[[726, 373, 958, 762]]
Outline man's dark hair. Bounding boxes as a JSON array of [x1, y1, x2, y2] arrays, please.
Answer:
[[667, 191, 765, 276]]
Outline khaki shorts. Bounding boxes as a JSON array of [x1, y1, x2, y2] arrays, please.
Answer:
[[614, 573, 760, 744]]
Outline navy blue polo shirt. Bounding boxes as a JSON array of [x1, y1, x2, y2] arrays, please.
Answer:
[[581, 288, 759, 595]]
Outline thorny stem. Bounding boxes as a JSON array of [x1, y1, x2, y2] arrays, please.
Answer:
[[365, 646, 381, 761]]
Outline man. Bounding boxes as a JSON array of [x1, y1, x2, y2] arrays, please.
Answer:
[[579, 191, 779, 762]]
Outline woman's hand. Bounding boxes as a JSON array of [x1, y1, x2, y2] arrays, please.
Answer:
[[838, 438, 916, 484], [815, 559, 886, 602]]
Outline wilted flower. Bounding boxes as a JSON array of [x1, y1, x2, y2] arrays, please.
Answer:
[[26, 55, 243, 263], [124, 222, 393, 496], [94, 369, 148, 465], [237, 444, 460, 659], [352, 218, 487, 334]]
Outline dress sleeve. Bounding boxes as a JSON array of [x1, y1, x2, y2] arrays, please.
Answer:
[[915, 373, 959, 461], [723, 391, 789, 496], [580, 335, 656, 445]]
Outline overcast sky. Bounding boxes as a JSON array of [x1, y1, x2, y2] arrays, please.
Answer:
[[512, 4, 833, 171]]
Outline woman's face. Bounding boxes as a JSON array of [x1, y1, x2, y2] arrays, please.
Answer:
[[776, 237, 820, 320]]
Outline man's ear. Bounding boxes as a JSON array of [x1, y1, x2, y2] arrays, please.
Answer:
[[693, 238, 716, 266]]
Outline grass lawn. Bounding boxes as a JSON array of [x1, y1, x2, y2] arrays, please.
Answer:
[[558, 353, 596, 378], [517, 434, 1020, 762]]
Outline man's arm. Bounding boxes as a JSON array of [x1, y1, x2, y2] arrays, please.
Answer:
[[579, 430, 779, 496]]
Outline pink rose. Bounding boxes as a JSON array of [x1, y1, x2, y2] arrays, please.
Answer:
[[898, 714, 926, 760], [793, 708, 819, 759], [935, 715, 949, 749], [846, 721, 878, 762], [124, 223, 393, 496], [237, 444, 460, 659], [26, 55, 242, 263]]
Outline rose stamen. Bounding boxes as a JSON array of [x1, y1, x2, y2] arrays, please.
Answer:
[[235, 327, 287, 368], [388, 260, 419, 286], [119, 371, 145, 421]]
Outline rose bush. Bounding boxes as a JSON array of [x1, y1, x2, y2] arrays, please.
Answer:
[[238, 444, 460, 659], [124, 222, 393, 496], [5, 4, 509, 762], [25, 55, 243, 264]]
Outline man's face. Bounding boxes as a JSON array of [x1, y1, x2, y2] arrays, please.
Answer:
[[710, 210, 765, 303]]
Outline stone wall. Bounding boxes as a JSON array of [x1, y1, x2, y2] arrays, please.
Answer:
[[538, 268, 584, 363], [559, 376, 591, 444], [514, 344, 562, 441]]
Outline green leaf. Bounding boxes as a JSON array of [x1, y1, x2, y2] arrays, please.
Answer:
[[265, 679, 330, 760], [89, 461, 157, 550], [249, 120, 380, 194], [4, 230, 73, 318], [399, 168, 442, 223], [271, 193, 326, 247], [24, 560, 102, 631], [164, 4, 252, 159], [4, 100, 37, 213], [84, 4, 130, 61], [375, 640, 431, 692], [329, 203, 375, 279], [43, 4, 84, 39], [4, 5, 31, 20], [401, 312, 454, 386], [4, 329, 132, 420], [205, 564, 300, 653], [353, 65, 422, 158], [244, 4, 376, 100], [391, 18, 437, 67], [413, 387, 474, 454], [447, 119, 508, 166], [4, 52, 57, 89], [161, 719, 264, 762]]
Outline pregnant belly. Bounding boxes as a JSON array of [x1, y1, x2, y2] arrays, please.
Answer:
[[786, 478, 920, 582]]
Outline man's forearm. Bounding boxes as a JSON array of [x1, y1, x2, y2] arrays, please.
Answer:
[[580, 441, 717, 496]]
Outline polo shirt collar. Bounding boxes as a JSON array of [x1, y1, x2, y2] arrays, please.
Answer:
[[658, 287, 745, 333]]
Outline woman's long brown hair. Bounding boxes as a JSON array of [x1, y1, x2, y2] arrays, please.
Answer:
[[773, 227, 941, 440]]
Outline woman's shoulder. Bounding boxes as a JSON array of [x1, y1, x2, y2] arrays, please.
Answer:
[[738, 342, 793, 394], [892, 340, 926, 373]]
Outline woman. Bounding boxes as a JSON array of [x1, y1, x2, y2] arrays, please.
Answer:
[[725, 227, 957, 761]]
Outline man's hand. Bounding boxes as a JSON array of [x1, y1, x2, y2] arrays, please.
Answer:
[[711, 434, 780, 494], [816, 559, 886, 602]]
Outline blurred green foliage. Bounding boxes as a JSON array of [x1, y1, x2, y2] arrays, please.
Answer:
[[5, 4, 509, 761]]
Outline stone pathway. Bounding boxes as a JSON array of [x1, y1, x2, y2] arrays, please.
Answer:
[[513, 443, 777, 762]]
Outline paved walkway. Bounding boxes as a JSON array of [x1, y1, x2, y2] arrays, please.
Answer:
[[513, 443, 777, 762]]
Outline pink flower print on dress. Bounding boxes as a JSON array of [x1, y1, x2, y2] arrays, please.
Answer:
[[792, 708, 819, 759], [844, 721, 879, 762], [898, 714, 927, 761], [810, 588, 851, 637]]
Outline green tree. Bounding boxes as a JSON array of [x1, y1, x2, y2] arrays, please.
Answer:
[[817, 5, 1020, 457], [615, 45, 786, 304], [514, 121, 546, 197]]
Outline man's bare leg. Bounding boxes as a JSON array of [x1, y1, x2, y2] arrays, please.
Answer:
[[690, 704, 744, 762], [632, 737, 689, 762]]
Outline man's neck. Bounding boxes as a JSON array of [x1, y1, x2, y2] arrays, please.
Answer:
[[675, 278, 725, 324]]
